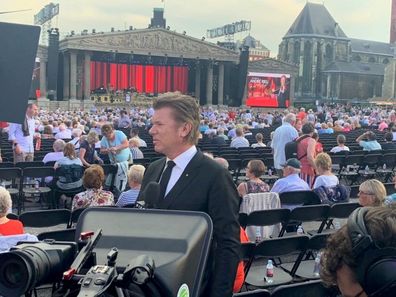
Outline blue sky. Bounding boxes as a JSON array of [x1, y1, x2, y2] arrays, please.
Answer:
[[1, 0, 392, 56]]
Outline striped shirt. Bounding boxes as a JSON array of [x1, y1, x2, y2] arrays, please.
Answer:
[[130, 147, 144, 160], [116, 188, 140, 207]]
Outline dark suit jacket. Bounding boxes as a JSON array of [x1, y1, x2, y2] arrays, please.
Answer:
[[139, 151, 240, 297]]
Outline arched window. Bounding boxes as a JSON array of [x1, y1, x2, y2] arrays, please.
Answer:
[[353, 55, 361, 62], [325, 44, 333, 65], [383, 58, 390, 64], [368, 57, 376, 63]]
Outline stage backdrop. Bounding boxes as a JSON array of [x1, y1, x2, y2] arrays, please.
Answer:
[[90, 62, 188, 94], [246, 72, 290, 108]]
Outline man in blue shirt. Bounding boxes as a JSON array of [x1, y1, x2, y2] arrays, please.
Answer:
[[356, 131, 382, 151], [271, 113, 298, 176], [271, 158, 310, 194]]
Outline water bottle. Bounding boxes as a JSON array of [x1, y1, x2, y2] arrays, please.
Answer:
[[313, 252, 321, 277], [266, 260, 274, 283], [34, 180, 40, 191], [383, 163, 387, 171], [334, 220, 341, 230], [364, 165, 369, 174], [297, 225, 304, 235], [268, 168, 272, 176], [255, 227, 262, 244]]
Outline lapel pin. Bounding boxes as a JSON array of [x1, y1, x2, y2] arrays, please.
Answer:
[[186, 174, 189, 177]]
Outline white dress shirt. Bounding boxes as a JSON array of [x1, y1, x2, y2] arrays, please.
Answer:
[[8, 117, 35, 153], [161, 145, 197, 196]]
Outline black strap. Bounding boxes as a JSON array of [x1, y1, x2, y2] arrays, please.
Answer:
[[296, 135, 310, 160], [159, 160, 176, 199]]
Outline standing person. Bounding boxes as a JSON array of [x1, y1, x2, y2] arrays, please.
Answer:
[[138, 93, 240, 297], [100, 124, 130, 164], [297, 122, 317, 188], [271, 113, 298, 177], [8, 103, 38, 163]]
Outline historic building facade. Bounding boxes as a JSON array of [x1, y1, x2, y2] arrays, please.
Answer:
[[278, 3, 393, 103]]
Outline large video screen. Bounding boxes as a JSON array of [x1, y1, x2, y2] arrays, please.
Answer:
[[246, 72, 291, 108]]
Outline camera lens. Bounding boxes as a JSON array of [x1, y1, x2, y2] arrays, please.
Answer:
[[0, 252, 33, 296]]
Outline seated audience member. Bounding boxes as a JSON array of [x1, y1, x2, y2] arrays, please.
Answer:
[[330, 134, 350, 153], [214, 157, 229, 170], [0, 187, 23, 235], [385, 175, 396, 205], [42, 125, 55, 139], [129, 137, 144, 160], [42, 139, 65, 164], [116, 165, 145, 207], [356, 131, 382, 151], [358, 179, 386, 207], [55, 123, 72, 140], [237, 160, 269, 197], [216, 127, 229, 141], [230, 127, 249, 148], [270, 158, 310, 193], [79, 131, 103, 167], [54, 143, 84, 191], [313, 153, 339, 189], [382, 132, 396, 151], [129, 128, 147, 147], [251, 133, 266, 148], [69, 128, 83, 149], [320, 206, 396, 297], [210, 130, 226, 145], [72, 165, 114, 210]]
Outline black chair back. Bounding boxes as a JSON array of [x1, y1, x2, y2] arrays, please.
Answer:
[[68, 207, 87, 228], [16, 161, 44, 169], [279, 191, 321, 206], [271, 280, 338, 297], [20, 209, 71, 228], [0, 162, 14, 168]]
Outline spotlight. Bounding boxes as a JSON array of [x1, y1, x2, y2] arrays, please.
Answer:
[[166, 26, 170, 30], [201, 37, 205, 41], [183, 31, 186, 35]]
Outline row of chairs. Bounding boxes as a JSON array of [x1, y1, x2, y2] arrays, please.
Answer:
[[8, 208, 85, 233], [1, 163, 118, 213], [240, 234, 334, 292], [234, 279, 337, 297], [239, 202, 361, 238]]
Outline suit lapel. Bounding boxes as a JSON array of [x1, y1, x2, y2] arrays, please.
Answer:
[[159, 151, 204, 209]]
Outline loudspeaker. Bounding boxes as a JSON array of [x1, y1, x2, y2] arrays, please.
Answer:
[[0, 22, 40, 124], [75, 208, 213, 297], [347, 207, 396, 297]]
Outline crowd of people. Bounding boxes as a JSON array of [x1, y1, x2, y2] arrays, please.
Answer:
[[0, 98, 395, 296]]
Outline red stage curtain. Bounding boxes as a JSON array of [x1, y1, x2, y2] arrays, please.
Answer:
[[145, 65, 154, 94], [135, 65, 144, 93]]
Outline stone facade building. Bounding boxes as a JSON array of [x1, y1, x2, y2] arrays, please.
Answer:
[[278, 3, 393, 104]]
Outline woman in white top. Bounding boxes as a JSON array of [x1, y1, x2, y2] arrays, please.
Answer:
[[313, 152, 339, 189], [330, 134, 350, 154], [251, 133, 266, 148]]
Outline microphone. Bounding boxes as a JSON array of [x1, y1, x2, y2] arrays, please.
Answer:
[[143, 181, 161, 209]]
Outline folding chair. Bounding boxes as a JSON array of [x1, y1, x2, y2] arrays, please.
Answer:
[[68, 207, 87, 228], [281, 234, 330, 280], [246, 209, 290, 240], [16, 161, 44, 169], [6, 213, 19, 220], [239, 242, 257, 292], [19, 209, 71, 228], [271, 280, 338, 297], [279, 205, 330, 236], [0, 167, 22, 213], [245, 235, 309, 289], [37, 228, 76, 241], [53, 165, 85, 208], [324, 202, 360, 230], [0, 162, 14, 168], [101, 164, 118, 192], [239, 213, 248, 229], [279, 191, 321, 207], [21, 166, 55, 210]]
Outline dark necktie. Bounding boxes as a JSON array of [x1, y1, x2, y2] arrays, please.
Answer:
[[160, 160, 176, 199]]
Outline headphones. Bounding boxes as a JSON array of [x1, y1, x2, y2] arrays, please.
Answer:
[[347, 207, 396, 297]]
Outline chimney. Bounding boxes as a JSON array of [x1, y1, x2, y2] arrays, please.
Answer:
[[390, 0, 396, 43]]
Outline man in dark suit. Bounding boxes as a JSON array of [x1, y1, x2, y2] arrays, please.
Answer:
[[139, 93, 240, 297]]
